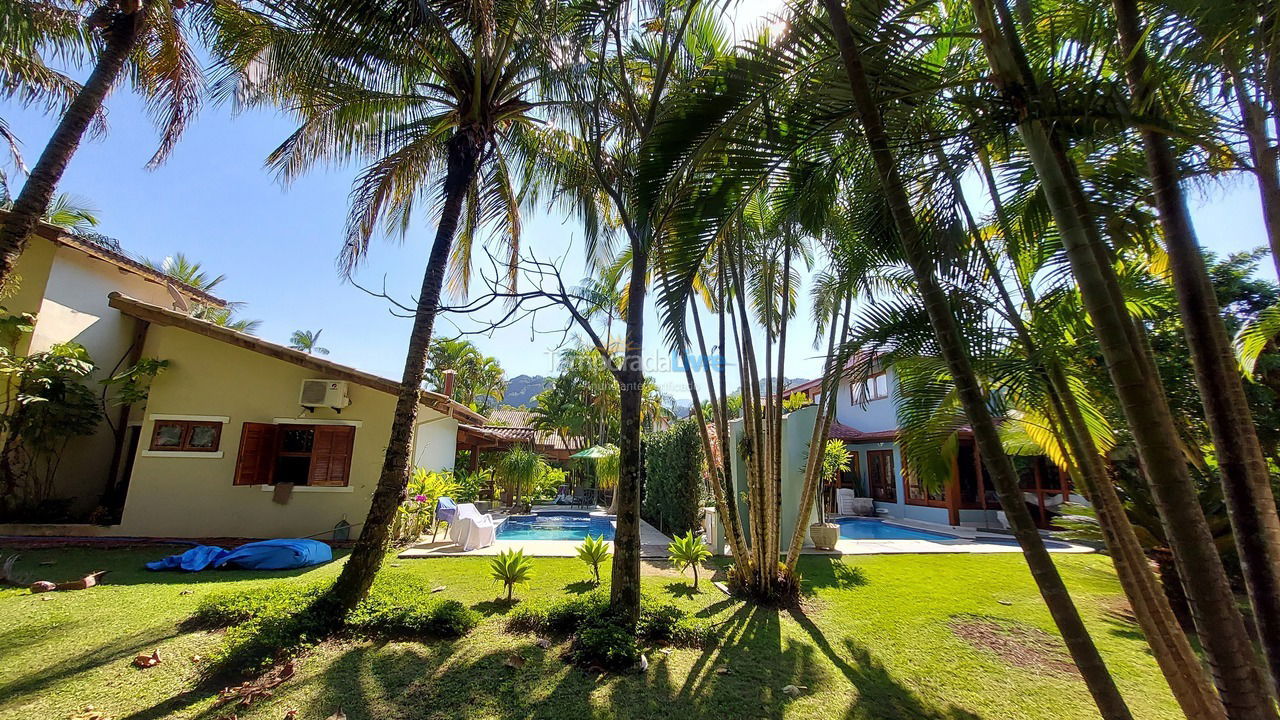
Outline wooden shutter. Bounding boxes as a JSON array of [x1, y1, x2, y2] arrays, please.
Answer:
[[234, 422, 277, 485], [309, 425, 355, 487]]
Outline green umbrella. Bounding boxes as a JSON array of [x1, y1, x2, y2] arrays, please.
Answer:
[[569, 445, 613, 459]]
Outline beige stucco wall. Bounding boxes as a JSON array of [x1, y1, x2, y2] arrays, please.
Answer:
[[114, 325, 459, 538], [7, 242, 186, 514]]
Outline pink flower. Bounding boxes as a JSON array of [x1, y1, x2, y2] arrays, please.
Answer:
[[414, 494, 428, 503]]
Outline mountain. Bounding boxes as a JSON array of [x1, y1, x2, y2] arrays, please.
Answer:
[[502, 374, 553, 408]]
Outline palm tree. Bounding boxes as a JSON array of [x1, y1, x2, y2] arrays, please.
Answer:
[[218, 0, 570, 612], [0, 0, 216, 287], [142, 253, 226, 292], [1110, 0, 1280, 691], [963, 1, 1276, 713], [288, 329, 328, 355]]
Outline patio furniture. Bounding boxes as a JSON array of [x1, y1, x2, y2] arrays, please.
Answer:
[[432, 497, 458, 542], [449, 502, 496, 551]]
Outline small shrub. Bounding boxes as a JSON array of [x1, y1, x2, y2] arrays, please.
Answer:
[[638, 596, 715, 648], [347, 577, 478, 637], [506, 589, 610, 634], [570, 622, 641, 671], [575, 534, 611, 584], [490, 548, 535, 601], [667, 531, 712, 589]]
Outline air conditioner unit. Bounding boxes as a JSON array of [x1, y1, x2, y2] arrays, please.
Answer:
[[300, 379, 351, 410]]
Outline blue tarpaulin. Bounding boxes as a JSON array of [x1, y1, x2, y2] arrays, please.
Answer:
[[145, 538, 333, 572]]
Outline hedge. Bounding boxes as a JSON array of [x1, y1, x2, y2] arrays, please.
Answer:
[[642, 419, 706, 536]]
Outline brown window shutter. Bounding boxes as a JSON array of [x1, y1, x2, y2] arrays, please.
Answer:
[[309, 425, 355, 487], [234, 422, 277, 485]]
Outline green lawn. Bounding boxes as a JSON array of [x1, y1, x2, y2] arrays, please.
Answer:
[[0, 547, 1181, 719]]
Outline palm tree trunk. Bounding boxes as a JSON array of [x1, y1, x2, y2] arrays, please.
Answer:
[[329, 130, 483, 613], [1231, 66, 1280, 281], [1116, 0, 1280, 692], [821, 3, 1132, 717], [950, 150, 1225, 717], [0, 10, 142, 285], [609, 242, 647, 626], [968, 1, 1277, 715]]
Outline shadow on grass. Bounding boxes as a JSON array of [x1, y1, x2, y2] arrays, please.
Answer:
[[661, 581, 701, 598], [472, 598, 520, 616], [0, 624, 183, 705], [798, 556, 869, 593], [563, 580, 599, 595]]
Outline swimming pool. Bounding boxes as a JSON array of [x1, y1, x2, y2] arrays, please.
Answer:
[[496, 511, 615, 541], [834, 517, 957, 541]]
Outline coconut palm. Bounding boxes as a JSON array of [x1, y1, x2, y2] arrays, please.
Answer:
[[142, 253, 226, 292], [0, 0, 220, 287], [216, 0, 575, 612], [288, 329, 328, 355]]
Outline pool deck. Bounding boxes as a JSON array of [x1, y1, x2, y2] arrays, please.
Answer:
[[398, 506, 673, 558], [399, 509, 1093, 559], [789, 516, 1094, 556]]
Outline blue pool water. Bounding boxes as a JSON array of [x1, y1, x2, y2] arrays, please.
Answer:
[[496, 511, 615, 541], [835, 518, 956, 541]]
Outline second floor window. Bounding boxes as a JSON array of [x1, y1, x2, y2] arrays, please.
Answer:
[[852, 372, 889, 403]]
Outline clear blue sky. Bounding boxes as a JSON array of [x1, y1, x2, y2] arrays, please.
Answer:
[[1, 3, 1273, 403]]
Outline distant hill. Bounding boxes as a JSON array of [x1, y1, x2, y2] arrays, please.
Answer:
[[502, 374, 552, 408]]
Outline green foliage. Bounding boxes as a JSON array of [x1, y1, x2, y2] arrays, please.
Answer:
[[667, 531, 712, 589], [638, 595, 715, 647], [193, 576, 478, 675], [452, 466, 488, 503], [821, 439, 852, 483], [594, 444, 620, 490], [490, 548, 534, 601], [507, 589, 713, 657], [575, 534, 611, 584], [570, 622, 641, 671], [506, 589, 611, 634], [783, 392, 809, 412], [426, 338, 505, 411], [497, 447, 543, 509], [0, 341, 103, 515], [101, 357, 168, 406], [642, 419, 706, 535], [393, 468, 459, 541]]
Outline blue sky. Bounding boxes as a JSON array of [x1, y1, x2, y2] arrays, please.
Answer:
[[1, 3, 1273, 403]]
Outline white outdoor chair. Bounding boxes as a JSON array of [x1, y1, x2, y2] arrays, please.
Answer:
[[449, 503, 496, 550]]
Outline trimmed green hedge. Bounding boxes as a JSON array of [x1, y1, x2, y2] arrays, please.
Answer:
[[642, 419, 706, 536]]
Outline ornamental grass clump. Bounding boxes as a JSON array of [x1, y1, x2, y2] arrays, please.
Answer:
[[490, 548, 534, 601], [667, 531, 712, 590], [575, 534, 611, 584]]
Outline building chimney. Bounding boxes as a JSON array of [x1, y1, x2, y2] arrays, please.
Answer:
[[442, 369, 456, 399]]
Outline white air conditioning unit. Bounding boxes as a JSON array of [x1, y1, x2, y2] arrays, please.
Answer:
[[300, 379, 351, 410]]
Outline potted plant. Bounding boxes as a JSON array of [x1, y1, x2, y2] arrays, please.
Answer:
[[810, 440, 850, 550]]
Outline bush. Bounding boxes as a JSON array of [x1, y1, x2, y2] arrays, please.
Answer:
[[638, 595, 715, 648], [506, 589, 610, 634], [570, 622, 641, 671], [642, 420, 706, 536], [193, 576, 478, 675], [507, 590, 713, 660]]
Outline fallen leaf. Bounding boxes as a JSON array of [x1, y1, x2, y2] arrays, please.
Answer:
[[284, 709, 298, 719], [504, 654, 526, 669], [535, 637, 551, 649], [997, 600, 1013, 606], [430, 585, 446, 593], [29, 580, 55, 593], [715, 667, 733, 675], [69, 705, 111, 720], [636, 654, 649, 672], [133, 651, 161, 669], [326, 710, 347, 720], [179, 589, 194, 596], [55, 570, 108, 591], [782, 684, 807, 698]]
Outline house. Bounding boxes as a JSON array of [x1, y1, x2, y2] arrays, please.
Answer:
[[785, 357, 1087, 529], [3, 218, 227, 518], [456, 408, 587, 464], [0, 218, 482, 539]]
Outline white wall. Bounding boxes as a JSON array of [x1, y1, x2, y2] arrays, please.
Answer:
[[413, 417, 458, 471], [833, 368, 900, 433], [27, 248, 185, 513]]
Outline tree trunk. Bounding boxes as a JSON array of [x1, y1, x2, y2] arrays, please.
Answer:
[[0, 9, 142, 286], [967, 1, 1277, 716], [1232, 66, 1280, 282], [329, 130, 483, 613], [953, 149, 1225, 718], [821, 2, 1133, 717], [1115, 0, 1280, 694], [609, 242, 647, 626]]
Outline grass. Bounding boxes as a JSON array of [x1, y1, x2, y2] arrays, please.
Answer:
[[0, 547, 1183, 719]]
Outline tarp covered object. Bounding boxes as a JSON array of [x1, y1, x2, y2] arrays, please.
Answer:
[[146, 538, 333, 572]]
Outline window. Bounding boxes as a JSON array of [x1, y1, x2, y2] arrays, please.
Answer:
[[904, 470, 946, 506], [850, 372, 889, 403], [149, 420, 222, 453], [867, 449, 896, 502], [234, 423, 355, 487]]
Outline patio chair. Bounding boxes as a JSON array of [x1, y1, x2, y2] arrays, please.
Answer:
[[432, 497, 458, 542], [448, 502, 497, 551]]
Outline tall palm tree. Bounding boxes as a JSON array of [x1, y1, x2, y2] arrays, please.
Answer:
[[0, 0, 216, 287], [1110, 0, 1280, 691], [963, 0, 1277, 713], [218, 0, 571, 611], [142, 252, 226, 292], [288, 329, 328, 355]]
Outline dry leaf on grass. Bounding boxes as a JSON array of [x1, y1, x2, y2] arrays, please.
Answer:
[[69, 705, 111, 720], [327, 710, 348, 720], [504, 654, 526, 669], [133, 651, 161, 669], [782, 684, 807, 698], [215, 661, 297, 708]]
